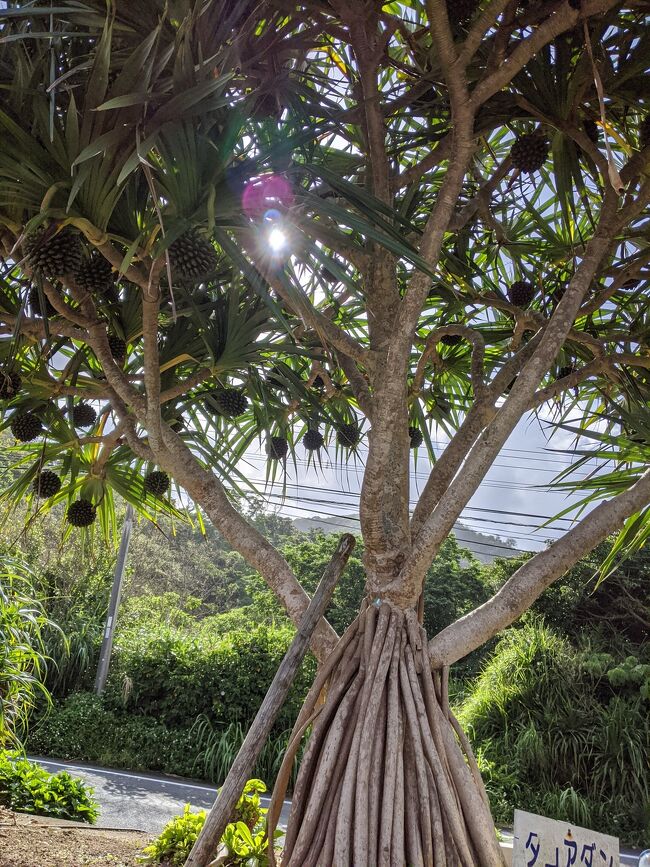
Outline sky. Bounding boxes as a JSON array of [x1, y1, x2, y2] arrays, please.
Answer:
[[235, 406, 600, 556]]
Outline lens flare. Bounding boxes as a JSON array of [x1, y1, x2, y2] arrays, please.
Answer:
[[268, 227, 287, 252], [242, 174, 293, 219]]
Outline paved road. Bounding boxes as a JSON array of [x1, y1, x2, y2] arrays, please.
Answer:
[[30, 757, 292, 836], [29, 758, 646, 864]]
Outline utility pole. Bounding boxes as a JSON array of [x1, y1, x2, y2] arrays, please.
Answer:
[[94, 503, 134, 695]]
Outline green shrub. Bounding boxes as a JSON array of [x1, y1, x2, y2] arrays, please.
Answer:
[[486, 539, 650, 644], [458, 622, 650, 846], [0, 751, 98, 823], [28, 693, 198, 778], [28, 693, 302, 787], [103, 623, 315, 732], [143, 804, 206, 866], [142, 779, 276, 866]]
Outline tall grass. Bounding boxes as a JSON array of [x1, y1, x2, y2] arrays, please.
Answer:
[[191, 715, 304, 789], [458, 621, 650, 845], [0, 558, 54, 748], [43, 613, 102, 697]]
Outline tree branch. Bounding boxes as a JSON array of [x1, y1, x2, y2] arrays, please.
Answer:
[[94, 239, 150, 290], [359, 0, 477, 587], [399, 192, 623, 596], [448, 157, 513, 234], [457, 0, 513, 67], [65, 281, 145, 414], [580, 256, 650, 317], [40, 280, 94, 329], [153, 427, 340, 664], [428, 466, 650, 667], [141, 266, 163, 450], [470, 0, 620, 109], [397, 0, 475, 344], [160, 368, 213, 405], [2, 314, 88, 344], [93, 419, 128, 473], [349, 12, 392, 205], [335, 351, 373, 419]]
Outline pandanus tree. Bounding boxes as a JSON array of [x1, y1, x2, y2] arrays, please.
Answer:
[[1, 0, 650, 862]]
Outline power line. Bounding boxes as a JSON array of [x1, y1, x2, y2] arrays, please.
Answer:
[[250, 496, 533, 555], [243, 479, 567, 540], [244, 477, 577, 526], [242, 452, 595, 508], [241, 449, 601, 485], [0, 457, 583, 530], [255, 489, 555, 548], [0, 440, 593, 543], [228, 481, 543, 554], [422, 438, 600, 464]]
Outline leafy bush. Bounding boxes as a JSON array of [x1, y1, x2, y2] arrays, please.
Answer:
[[0, 558, 54, 747], [103, 623, 315, 732], [28, 693, 198, 778], [459, 622, 650, 845], [486, 539, 650, 644], [28, 693, 301, 787], [142, 779, 276, 866], [0, 751, 98, 823], [142, 804, 206, 866]]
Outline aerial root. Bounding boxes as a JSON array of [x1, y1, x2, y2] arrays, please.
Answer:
[[268, 601, 506, 867]]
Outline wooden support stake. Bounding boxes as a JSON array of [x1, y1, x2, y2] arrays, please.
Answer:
[[184, 533, 356, 867]]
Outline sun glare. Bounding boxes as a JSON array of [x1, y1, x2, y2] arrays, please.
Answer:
[[268, 226, 287, 253]]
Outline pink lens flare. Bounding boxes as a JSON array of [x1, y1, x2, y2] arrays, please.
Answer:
[[242, 174, 293, 219]]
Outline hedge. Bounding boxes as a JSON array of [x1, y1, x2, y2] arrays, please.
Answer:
[[102, 623, 315, 732]]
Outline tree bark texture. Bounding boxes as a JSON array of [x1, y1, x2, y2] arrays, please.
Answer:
[[267, 601, 505, 867]]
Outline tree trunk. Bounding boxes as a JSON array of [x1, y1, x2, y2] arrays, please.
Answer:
[[267, 600, 505, 866]]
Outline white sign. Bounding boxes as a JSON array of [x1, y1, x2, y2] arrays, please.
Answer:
[[513, 809, 619, 867]]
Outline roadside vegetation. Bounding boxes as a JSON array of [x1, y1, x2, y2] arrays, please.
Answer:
[[0, 556, 99, 823], [2, 500, 648, 845], [0, 751, 98, 823]]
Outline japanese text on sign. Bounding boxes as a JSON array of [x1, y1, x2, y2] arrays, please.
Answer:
[[512, 809, 619, 867]]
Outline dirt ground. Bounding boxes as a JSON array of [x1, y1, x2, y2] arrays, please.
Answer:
[[0, 809, 152, 867]]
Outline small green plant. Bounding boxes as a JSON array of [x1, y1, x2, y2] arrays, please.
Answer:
[[232, 778, 266, 829], [0, 751, 98, 823], [141, 804, 207, 866], [606, 655, 650, 696], [141, 779, 277, 866], [221, 821, 272, 864], [0, 558, 57, 748]]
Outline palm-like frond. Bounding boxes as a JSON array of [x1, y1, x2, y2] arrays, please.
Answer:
[[0, 0, 648, 548]]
